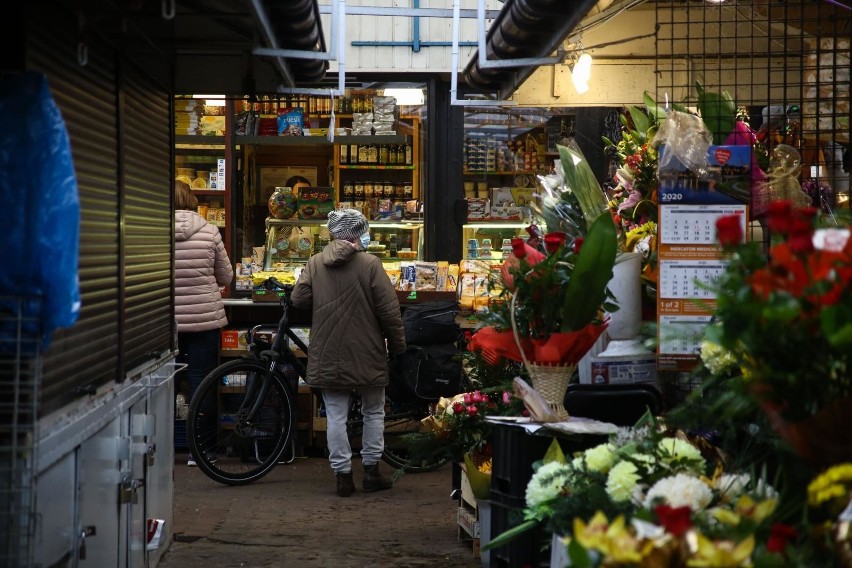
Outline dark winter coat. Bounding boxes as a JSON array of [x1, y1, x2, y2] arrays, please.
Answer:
[[290, 239, 406, 389]]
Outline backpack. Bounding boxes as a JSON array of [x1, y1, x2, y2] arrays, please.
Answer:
[[389, 344, 463, 401], [402, 300, 461, 345]]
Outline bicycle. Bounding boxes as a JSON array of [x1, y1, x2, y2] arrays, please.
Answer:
[[187, 286, 456, 486]]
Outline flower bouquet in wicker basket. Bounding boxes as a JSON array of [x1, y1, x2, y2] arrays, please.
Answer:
[[470, 144, 620, 421]]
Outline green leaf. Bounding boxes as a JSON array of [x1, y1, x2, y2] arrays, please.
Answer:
[[543, 438, 567, 465], [695, 80, 736, 145], [481, 519, 539, 551], [557, 144, 609, 229], [627, 105, 651, 138], [561, 213, 618, 332], [567, 539, 593, 568]]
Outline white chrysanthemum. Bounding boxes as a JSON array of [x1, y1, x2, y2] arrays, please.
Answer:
[[754, 478, 778, 500], [584, 443, 616, 473], [644, 473, 714, 511], [606, 461, 641, 502], [571, 456, 585, 470], [657, 438, 705, 472], [717, 473, 750, 501], [525, 462, 572, 509]]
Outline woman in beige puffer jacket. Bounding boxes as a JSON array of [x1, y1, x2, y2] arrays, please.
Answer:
[[174, 180, 233, 465]]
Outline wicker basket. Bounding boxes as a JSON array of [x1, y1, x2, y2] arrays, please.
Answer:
[[525, 363, 575, 421]]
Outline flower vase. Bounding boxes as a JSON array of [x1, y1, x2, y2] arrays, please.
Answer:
[[598, 251, 649, 357], [525, 362, 575, 421], [550, 533, 569, 568]]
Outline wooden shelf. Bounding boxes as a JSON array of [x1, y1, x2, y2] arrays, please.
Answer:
[[236, 134, 411, 146], [175, 135, 226, 146], [192, 189, 227, 196], [337, 164, 415, 170], [463, 170, 538, 175]]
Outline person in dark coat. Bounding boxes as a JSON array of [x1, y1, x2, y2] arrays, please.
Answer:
[[291, 209, 406, 496]]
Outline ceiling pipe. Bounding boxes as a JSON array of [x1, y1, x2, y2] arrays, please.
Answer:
[[462, 0, 600, 97], [249, 0, 327, 87]]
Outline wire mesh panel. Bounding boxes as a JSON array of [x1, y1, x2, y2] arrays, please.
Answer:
[[655, 0, 851, 215], [0, 297, 42, 568]]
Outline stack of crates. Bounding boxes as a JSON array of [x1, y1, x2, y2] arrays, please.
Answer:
[[487, 423, 610, 567], [488, 423, 552, 568]]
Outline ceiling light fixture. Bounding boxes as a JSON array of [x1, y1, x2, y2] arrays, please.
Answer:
[[571, 52, 593, 94]]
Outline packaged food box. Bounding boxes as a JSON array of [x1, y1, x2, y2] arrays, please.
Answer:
[[221, 329, 239, 350], [297, 186, 335, 219], [466, 198, 490, 221]]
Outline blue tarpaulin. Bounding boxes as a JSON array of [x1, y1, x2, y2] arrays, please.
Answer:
[[0, 72, 81, 350]]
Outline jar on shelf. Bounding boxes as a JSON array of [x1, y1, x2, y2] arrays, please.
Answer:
[[364, 181, 375, 199], [268, 186, 297, 219], [354, 182, 365, 200], [342, 182, 355, 201]]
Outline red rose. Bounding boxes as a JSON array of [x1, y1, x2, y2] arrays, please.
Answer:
[[767, 200, 794, 234], [452, 402, 464, 414], [572, 236, 585, 255], [654, 504, 692, 537], [511, 237, 527, 259], [466, 405, 479, 416], [766, 523, 797, 553], [544, 232, 567, 254], [715, 214, 744, 247]]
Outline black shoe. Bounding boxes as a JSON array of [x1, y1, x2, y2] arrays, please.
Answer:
[[336, 472, 355, 497], [362, 463, 393, 492]]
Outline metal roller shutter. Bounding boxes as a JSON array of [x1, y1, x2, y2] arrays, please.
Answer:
[[121, 66, 173, 370], [27, 6, 173, 416]]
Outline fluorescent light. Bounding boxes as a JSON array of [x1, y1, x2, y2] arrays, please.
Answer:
[[571, 53, 592, 94], [382, 88, 425, 106]]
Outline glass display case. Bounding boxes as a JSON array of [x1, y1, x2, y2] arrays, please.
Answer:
[[263, 218, 424, 270]]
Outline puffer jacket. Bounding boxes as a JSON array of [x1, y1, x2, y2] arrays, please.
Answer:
[[291, 239, 406, 389], [174, 209, 233, 332]]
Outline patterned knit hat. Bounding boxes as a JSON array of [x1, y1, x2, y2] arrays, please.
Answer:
[[327, 208, 369, 242]]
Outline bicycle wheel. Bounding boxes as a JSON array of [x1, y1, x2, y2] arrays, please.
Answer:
[[187, 358, 295, 485], [381, 398, 450, 473]]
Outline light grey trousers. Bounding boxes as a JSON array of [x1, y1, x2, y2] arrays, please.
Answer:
[[321, 386, 385, 474]]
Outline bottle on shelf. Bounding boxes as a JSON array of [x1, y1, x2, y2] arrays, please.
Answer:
[[348, 143, 359, 165], [404, 143, 413, 165], [340, 144, 349, 165]]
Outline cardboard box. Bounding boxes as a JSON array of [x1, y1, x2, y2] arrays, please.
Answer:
[[588, 353, 658, 387], [466, 198, 490, 221]]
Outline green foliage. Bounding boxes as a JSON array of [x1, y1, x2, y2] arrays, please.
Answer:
[[558, 144, 610, 228], [695, 80, 737, 145], [561, 213, 618, 332]]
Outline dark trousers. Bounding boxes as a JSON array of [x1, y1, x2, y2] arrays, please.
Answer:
[[178, 329, 220, 438]]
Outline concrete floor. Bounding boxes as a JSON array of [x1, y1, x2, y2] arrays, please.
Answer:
[[157, 452, 482, 568]]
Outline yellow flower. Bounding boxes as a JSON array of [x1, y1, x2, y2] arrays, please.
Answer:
[[807, 463, 852, 507], [687, 533, 755, 567], [572, 512, 643, 564], [734, 495, 778, 524]]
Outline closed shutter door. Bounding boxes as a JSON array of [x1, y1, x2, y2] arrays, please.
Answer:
[[121, 66, 173, 369], [28, 11, 121, 415], [27, 6, 174, 416]]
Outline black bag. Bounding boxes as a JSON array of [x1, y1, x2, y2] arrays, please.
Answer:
[[389, 344, 463, 401], [402, 300, 461, 345]]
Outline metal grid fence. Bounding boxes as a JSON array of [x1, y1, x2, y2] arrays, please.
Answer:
[[655, 0, 850, 214], [0, 297, 42, 568]]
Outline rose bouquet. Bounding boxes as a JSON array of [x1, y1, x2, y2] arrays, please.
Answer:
[[711, 200, 852, 466]]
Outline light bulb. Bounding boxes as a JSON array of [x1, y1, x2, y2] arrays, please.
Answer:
[[571, 53, 592, 94]]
